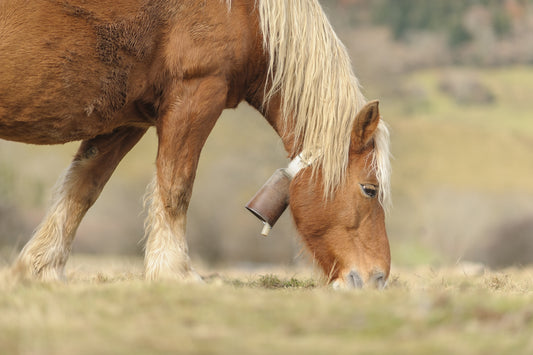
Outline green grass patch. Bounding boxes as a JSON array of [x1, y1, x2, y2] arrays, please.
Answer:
[[229, 274, 318, 289], [388, 66, 533, 194]]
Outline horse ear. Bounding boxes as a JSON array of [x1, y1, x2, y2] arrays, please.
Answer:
[[351, 100, 380, 150]]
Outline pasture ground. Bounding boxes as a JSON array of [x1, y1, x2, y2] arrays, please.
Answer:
[[0, 255, 532, 355]]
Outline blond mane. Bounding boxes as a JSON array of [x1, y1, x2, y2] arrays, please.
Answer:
[[256, 0, 391, 209]]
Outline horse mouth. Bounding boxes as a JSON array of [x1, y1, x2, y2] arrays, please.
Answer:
[[331, 269, 388, 289]]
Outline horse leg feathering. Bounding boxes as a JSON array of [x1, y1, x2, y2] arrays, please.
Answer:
[[12, 127, 146, 281]]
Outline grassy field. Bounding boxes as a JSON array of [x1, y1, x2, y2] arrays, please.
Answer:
[[388, 66, 533, 194], [0, 256, 532, 355], [384, 66, 533, 266]]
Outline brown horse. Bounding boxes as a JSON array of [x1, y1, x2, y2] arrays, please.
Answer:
[[1, 0, 391, 288]]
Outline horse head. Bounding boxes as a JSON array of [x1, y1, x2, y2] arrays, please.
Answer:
[[290, 101, 390, 289], [247, 101, 391, 289]]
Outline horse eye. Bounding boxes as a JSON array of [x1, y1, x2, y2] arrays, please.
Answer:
[[360, 184, 378, 198]]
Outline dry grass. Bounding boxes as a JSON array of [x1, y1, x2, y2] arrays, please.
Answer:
[[0, 255, 532, 355]]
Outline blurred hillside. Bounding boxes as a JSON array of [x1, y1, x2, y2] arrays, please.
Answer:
[[2, 0, 533, 269]]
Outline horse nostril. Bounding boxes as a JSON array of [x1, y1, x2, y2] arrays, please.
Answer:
[[346, 270, 364, 289], [370, 271, 387, 289]]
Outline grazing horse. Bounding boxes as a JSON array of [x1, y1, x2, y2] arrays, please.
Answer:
[[1, 0, 391, 288]]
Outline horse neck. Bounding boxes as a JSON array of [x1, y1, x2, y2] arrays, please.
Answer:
[[246, 86, 299, 158]]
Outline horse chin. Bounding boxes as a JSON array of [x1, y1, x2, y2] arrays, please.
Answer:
[[330, 269, 388, 290]]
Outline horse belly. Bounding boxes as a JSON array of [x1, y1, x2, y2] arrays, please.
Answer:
[[0, 55, 111, 144], [0, 0, 151, 144]]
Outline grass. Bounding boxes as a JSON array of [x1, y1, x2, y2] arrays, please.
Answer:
[[383, 66, 533, 266], [389, 66, 533, 194], [0, 256, 532, 355], [228, 274, 318, 289]]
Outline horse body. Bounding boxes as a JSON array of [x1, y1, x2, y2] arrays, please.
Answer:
[[2, 0, 143, 143], [0, 0, 254, 143], [1, 0, 391, 288]]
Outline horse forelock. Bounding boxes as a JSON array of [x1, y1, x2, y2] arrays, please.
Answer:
[[372, 121, 392, 213], [256, 0, 391, 205]]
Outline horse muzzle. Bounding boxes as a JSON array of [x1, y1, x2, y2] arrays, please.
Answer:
[[332, 269, 388, 290]]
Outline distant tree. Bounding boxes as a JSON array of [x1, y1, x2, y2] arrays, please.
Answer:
[[370, 0, 515, 44], [449, 23, 473, 48], [492, 10, 512, 37]]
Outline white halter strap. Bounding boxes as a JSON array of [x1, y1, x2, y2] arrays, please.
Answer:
[[284, 152, 318, 179]]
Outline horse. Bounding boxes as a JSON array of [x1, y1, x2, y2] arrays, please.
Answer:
[[1, 0, 392, 289]]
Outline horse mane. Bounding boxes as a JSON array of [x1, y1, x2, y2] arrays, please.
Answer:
[[372, 121, 391, 212], [256, 0, 391, 209]]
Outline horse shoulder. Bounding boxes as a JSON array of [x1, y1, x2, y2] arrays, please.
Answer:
[[157, 2, 260, 108]]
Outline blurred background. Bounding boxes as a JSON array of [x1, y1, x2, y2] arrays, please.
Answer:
[[2, 0, 533, 270]]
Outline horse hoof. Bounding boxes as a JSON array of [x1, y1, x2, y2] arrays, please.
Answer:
[[10, 258, 66, 283]]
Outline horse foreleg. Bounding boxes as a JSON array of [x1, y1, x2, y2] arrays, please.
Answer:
[[12, 127, 147, 281], [144, 78, 226, 281]]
